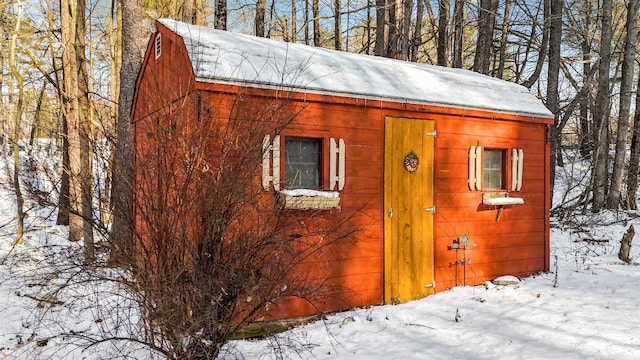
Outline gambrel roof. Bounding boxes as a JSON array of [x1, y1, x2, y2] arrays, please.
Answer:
[[158, 18, 554, 119]]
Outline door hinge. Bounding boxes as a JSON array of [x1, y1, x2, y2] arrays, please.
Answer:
[[387, 208, 393, 218], [423, 206, 436, 213], [425, 130, 437, 137], [425, 281, 436, 288]]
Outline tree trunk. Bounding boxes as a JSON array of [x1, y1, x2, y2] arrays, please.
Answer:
[[578, 36, 592, 158], [473, 0, 497, 74], [102, 0, 121, 226], [9, 0, 25, 245], [110, 0, 143, 264], [256, 0, 266, 37], [76, 0, 95, 261], [411, 0, 424, 62], [437, 0, 449, 66], [386, 0, 397, 57], [305, 0, 310, 44], [592, 0, 613, 212], [183, 0, 193, 23], [400, 0, 412, 60], [292, 0, 297, 42], [0, 50, 4, 149], [608, 0, 638, 209], [452, 0, 463, 68], [335, 0, 342, 49], [627, 84, 640, 209], [215, 0, 227, 30], [313, 0, 320, 45], [547, 0, 562, 203], [496, 0, 511, 78], [60, 0, 84, 242], [626, 48, 640, 209], [375, 0, 386, 56]]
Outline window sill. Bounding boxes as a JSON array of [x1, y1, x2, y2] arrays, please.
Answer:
[[277, 190, 341, 210], [482, 192, 524, 206]]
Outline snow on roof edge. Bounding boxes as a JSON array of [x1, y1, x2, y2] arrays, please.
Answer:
[[157, 18, 554, 120], [195, 76, 553, 120]]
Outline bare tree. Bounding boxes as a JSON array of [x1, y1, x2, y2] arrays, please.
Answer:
[[335, 0, 342, 49], [313, 0, 320, 45], [110, 0, 142, 264], [400, 0, 412, 60], [256, 0, 266, 36], [411, 0, 425, 62], [76, 0, 95, 261], [452, 0, 464, 67], [292, 0, 297, 41], [132, 89, 360, 358], [473, 0, 497, 74], [578, 9, 593, 158], [60, 0, 85, 242], [627, 77, 640, 209], [8, 0, 25, 245], [385, 0, 399, 58], [437, 0, 449, 66], [496, 0, 511, 78], [183, 0, 193, 23], [591, 0, 613, 212], [609, 0, 638, 209], [375, 0, 386, 55], [547, 0, 562, 201], [215, 0, 227, 29]]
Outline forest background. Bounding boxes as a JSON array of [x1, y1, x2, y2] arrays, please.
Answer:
[[1, 0, 639, 358]]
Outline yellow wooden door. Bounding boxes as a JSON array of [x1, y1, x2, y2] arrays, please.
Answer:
[[384, 117, 435, 304]]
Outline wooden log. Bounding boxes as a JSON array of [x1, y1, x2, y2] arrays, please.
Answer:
[[618, 225, 634, 264]]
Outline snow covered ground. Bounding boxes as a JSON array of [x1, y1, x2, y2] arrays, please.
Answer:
[[1, 150, 639, 359]]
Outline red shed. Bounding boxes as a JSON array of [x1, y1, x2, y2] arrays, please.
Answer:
[[132, 19, 554, 319]]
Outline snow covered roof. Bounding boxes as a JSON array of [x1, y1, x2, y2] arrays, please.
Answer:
[[157, 18, 554, 119]]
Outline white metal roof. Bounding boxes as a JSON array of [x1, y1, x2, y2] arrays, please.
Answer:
[[158, 18, 554, 119]]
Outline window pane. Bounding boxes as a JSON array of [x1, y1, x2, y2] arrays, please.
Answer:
[[484, 150, 503, 189], [285, 138, 321, 188]]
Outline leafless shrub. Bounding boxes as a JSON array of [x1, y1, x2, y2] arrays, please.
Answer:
[[128, 88, 360, 359]]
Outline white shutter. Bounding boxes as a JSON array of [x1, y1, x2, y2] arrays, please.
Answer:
[[330, 138, 346, 190], [262, 135, 271, 190], [516, 149, 524, 191], [330, 138, 337, 190], [511, 148, 519, 191], [469, 146, 477, 191], [475, 146, 482, 190], [338, 138, 346, 190], [272, 135, 280, 191]]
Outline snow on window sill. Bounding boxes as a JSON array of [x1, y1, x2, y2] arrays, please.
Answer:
[[277, 189, 341, 210], [482, 192, 524, 206]]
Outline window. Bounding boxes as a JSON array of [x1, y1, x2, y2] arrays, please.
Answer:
[[284, 137, 322, 188], [483, 149, 505, 190], [469, 146, 524, 192], [155, 33, 162, 59]]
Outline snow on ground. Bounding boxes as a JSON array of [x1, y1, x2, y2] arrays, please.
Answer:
[[227, 218, 640, 360], [0, 150, 639, 359]]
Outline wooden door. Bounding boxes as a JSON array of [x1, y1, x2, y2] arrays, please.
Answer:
[[384, 117, 435, 304]]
